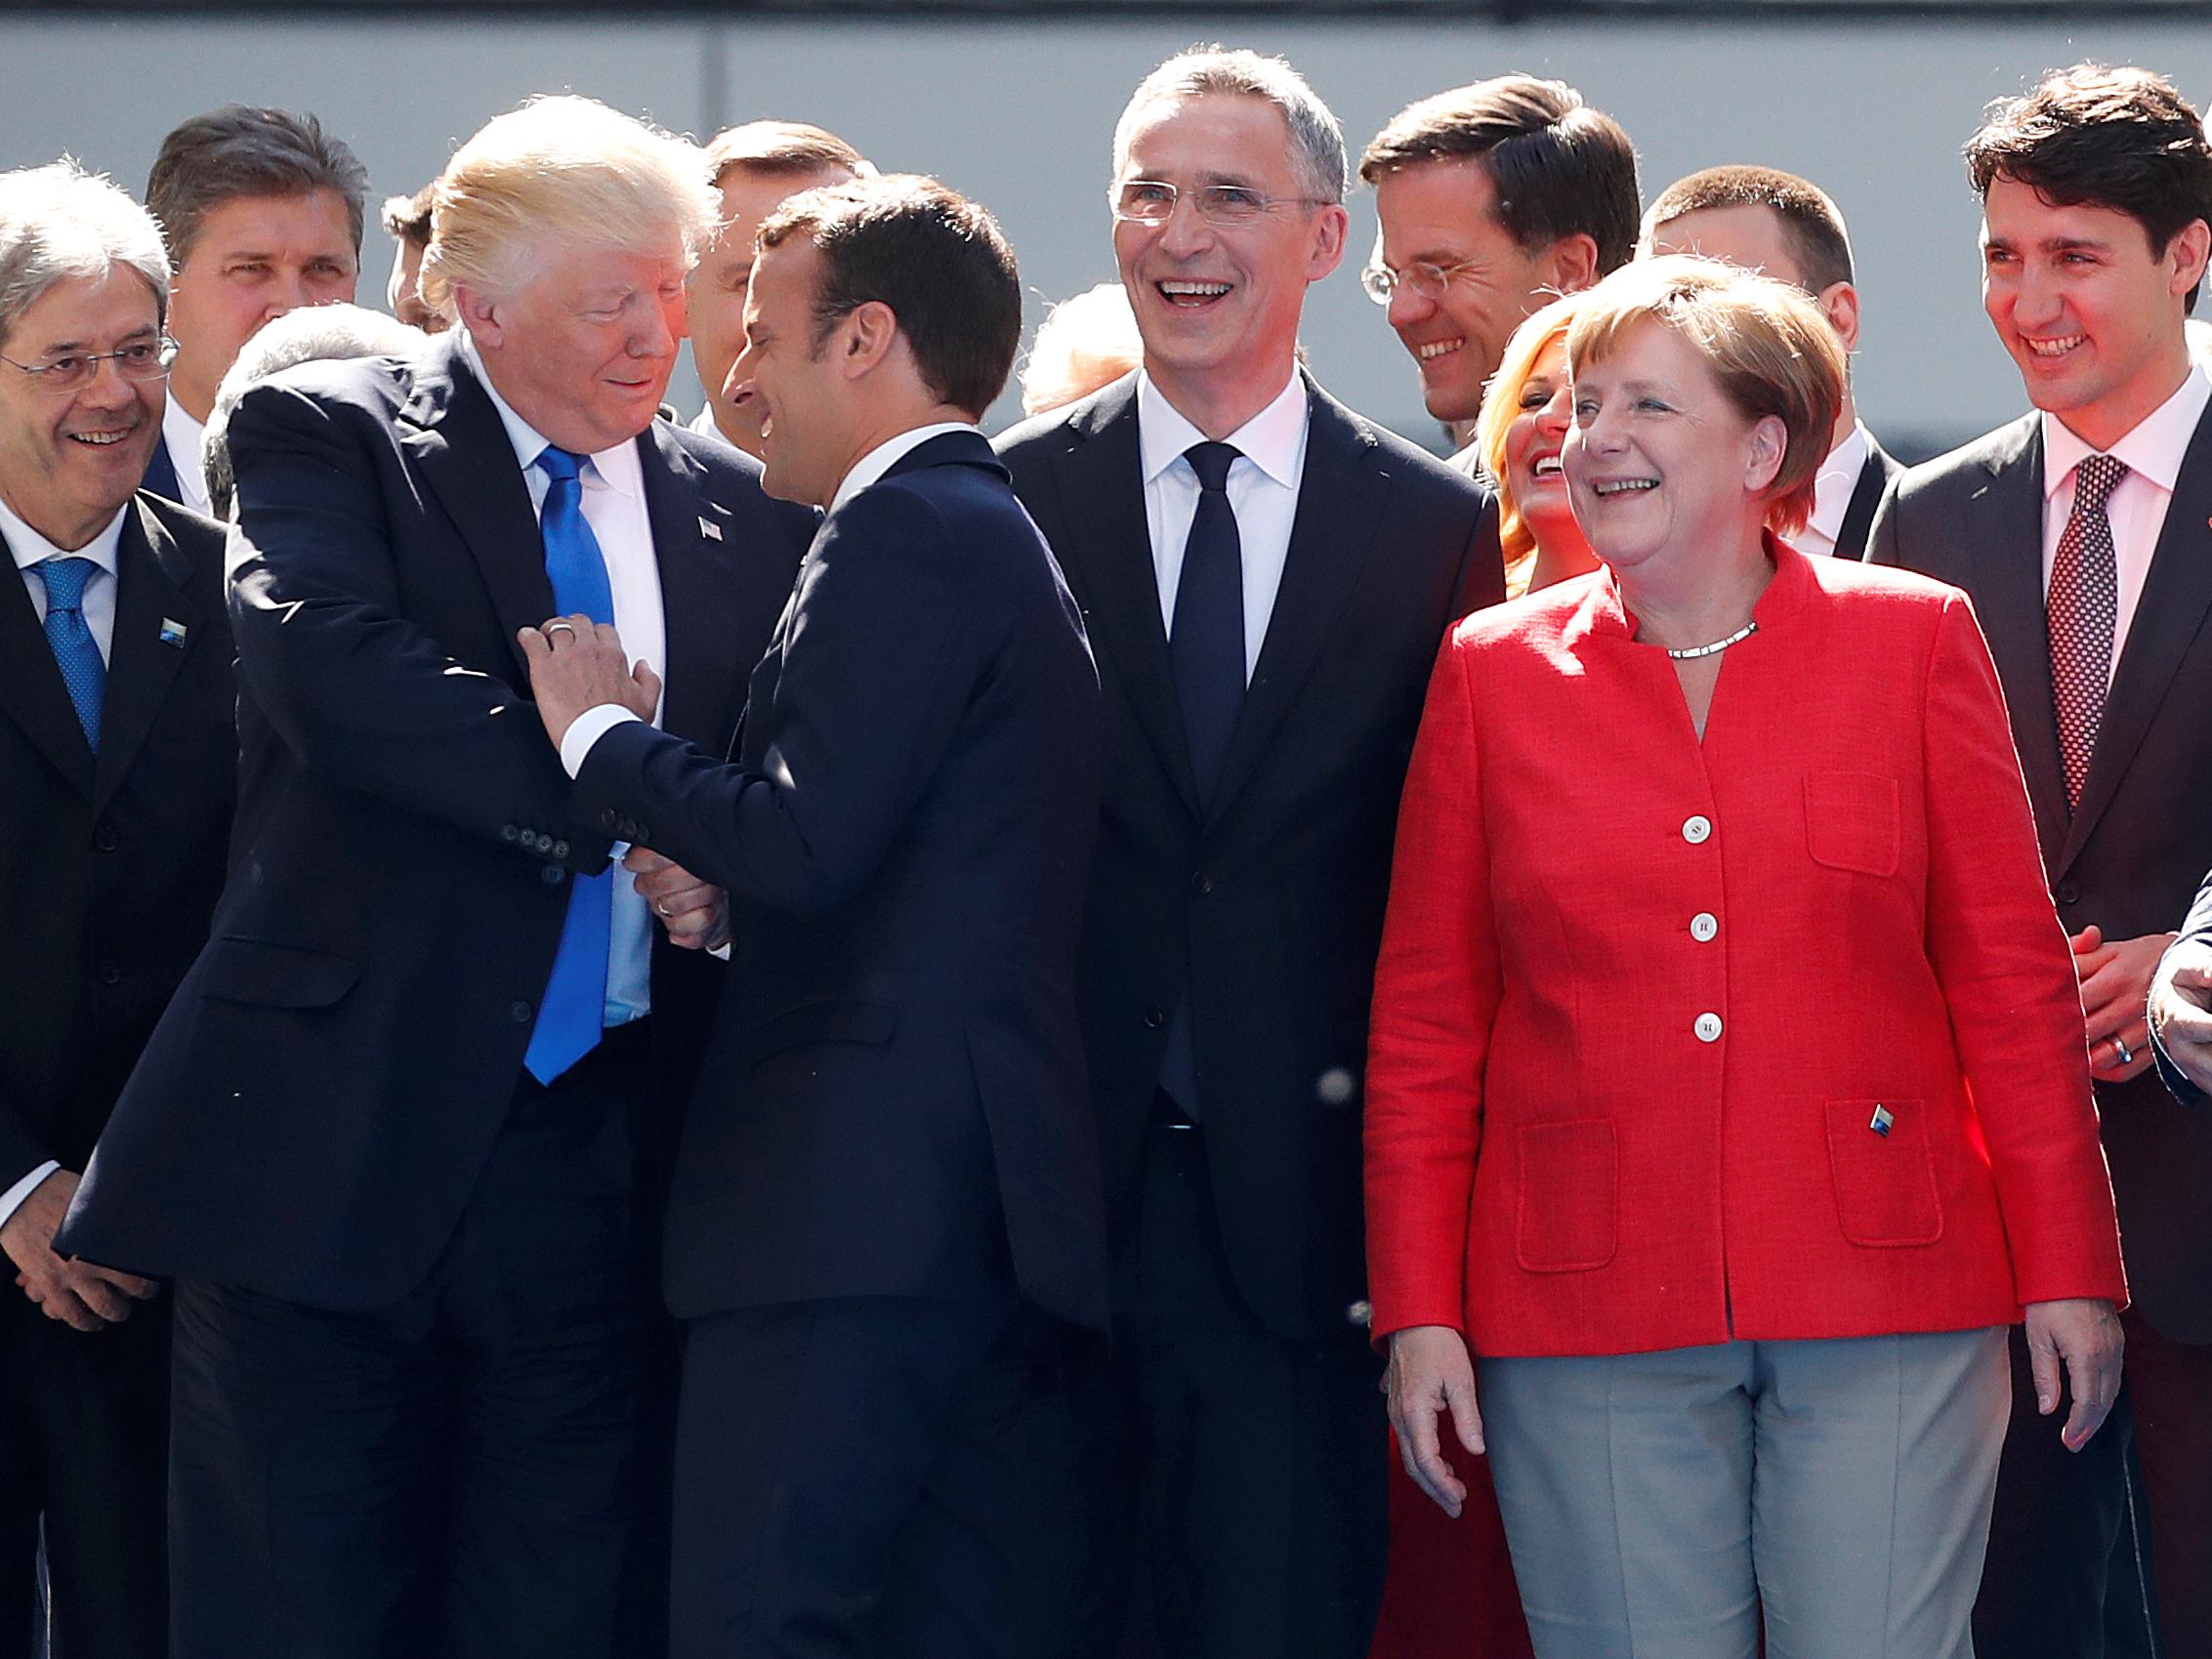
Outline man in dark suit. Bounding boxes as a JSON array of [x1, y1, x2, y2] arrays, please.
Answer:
[[59, 98, 812, 1659], [1642, 164, 1899, 560], [0, 159, 230, 1659], [995, 48, 1503, 1659], [1871, 62, 2212, 1657], [522, 173, 1106, 1659]]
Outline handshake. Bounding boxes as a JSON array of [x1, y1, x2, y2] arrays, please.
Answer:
[[519, 613, 728, 953]]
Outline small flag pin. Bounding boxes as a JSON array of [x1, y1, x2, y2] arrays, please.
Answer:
[[1869, 1103, 1894, 1137], [698, 517, 723, 542], [158, 617, 188, 648]]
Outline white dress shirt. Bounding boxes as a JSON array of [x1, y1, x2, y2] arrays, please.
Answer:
[[1137, 369, 1309, 683], [0, 500, 130, 1227], [2041, 365, 2212, 686], [1798, 422, 1872, 560], [159, 397, 212, 518], [688, 403, 721, 439], [460, 331, 663, 1027]]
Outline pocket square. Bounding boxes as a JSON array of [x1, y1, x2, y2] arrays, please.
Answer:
[[699, 517, 723, 542]]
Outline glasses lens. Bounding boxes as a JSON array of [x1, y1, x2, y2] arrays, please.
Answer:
[[1359, 267, 1394, 307], [116, 341, 176, 382], [1197, 187, 1267, 227], [1113, 182, 1175, 224]]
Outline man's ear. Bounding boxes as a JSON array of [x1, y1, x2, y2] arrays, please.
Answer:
[[1306, 203, 1350, 284], [2168, 218, 2211, 304], [1543, 233, 1602, 296], [1817, 280, 1861, 354], [452, 283, 503, 351], [836, 299, 900, 380]]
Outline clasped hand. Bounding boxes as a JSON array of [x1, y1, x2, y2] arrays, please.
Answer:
[[518, 615, 728, 952]]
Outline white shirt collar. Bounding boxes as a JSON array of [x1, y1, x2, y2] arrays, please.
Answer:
[[160, 395, 210, 513], [1805, 421, 1872, 545], [828, 421, 980, 516], [1137, 368, 1308, 489], [0, 488, 127, 576], [2043, 364, 2212, 500], [456, 329, 644, 500]]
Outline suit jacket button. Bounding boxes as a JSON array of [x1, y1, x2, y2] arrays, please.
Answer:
[[510, 1001, 533, 1024], [551, 840, 569, 859], [96, 963, 121, 985], [1143, 1007, 1166, 1029], [541, 865, 566, 886], [600, 809, 619, 831], [633, 824, 650, 843], [2055, 880, 2081, 905], [93, 826, 119, 852], [502, 824, 520, 842], [1190, 870, 1215, 893]]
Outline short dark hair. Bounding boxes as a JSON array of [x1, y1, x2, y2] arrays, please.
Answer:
[[147, 105, 370, 267], [1967, 63, 2212, 310], [759, 175, 1021, 420], [380, 182, 436, 248], [1644, 165, 1854, 293], [705, 121, 871, 191], [1359, 75, 1641, 275]]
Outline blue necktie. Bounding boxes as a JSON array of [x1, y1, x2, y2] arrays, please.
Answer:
[[523, 446, 617, 1086], [36, 557, 104, 750], [1158, 442, 1245, 1121]]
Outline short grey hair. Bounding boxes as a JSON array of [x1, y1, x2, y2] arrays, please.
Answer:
[[1112, 46, 1348, 205], [147, 106, 369, 268], [0, 159, 171, 350], [203, 302, 427, 518]]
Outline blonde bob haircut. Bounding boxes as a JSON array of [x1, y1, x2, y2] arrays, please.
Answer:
[[1563, 254, 1844, 538], [418, 96, 718, 319], [1475, 289, 1590, 569]]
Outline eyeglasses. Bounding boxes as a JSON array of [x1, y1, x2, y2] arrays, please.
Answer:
[[1360, 259, 1482, 307], [1109, 180, 1329, 228], [0, 336, 179, 392]]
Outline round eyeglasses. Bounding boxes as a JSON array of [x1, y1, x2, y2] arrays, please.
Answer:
[[1360, 259, 1482, 307]]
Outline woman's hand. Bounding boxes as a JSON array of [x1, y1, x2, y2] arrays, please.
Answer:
[[1386, 1324, 1484, 1518], [2024, 1297, 2124, 1452]]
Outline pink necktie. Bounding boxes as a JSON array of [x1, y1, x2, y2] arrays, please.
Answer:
[[2048, 452, 2128, 809]]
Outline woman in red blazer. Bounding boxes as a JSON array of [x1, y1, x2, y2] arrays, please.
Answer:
[[1364, 258, 2127, 1659]]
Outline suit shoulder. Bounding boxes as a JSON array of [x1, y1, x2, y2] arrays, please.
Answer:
[[1892, 412, 2039, 506], [1308, 386, 1488, 513], [135, 489, 226, 557], [994, 397, 1093, 465]]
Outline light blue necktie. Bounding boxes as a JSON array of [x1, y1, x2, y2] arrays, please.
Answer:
[[522, 446, 617, 1086], [36, 557, 104, 750]]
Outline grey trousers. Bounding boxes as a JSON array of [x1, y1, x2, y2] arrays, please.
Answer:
[[1481, 1327, 2012, 1659]]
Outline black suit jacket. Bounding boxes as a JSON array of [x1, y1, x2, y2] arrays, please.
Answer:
[[60, 338, 814, 1309], [1830, 433, 1902, 562], [139, 431, 184, 508], [995, 375, 1504, 1344], [1871, 406, 2212, 1341], [0, 494, 232, 1195], [570, 430, 1109, 1332]]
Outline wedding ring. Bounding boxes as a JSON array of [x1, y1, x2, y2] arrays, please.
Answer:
[[655, 899, 671, 917], [2112, 1036, 2134, 1067], [544, 621, 577, 641]]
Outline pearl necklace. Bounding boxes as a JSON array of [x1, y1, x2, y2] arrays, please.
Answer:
[[1663, 619, 1759, 661]]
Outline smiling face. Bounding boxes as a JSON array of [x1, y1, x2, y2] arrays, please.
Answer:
[[1564, 316, 1781, 574], [165, 189, 358, 421], [1112, 93, 1345, 422], [728, 236, 850, 507], [1502, 333, 1576, 545], [1374, 156, 1562, 425], [465, 239, 689, 456], [0, 266, 167, 550], [1981, 174, 2206, 449]]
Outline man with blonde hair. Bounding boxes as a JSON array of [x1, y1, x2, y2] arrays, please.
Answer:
[[61, 95, 814, 1659]]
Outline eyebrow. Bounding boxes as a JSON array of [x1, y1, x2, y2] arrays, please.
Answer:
[[37, 323, 158, 353]]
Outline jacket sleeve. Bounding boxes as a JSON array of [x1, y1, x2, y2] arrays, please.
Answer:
[[1920, 591, 2126, 1306], [1363, 630, 1500, 1342], [224, 381, 610, 872], [570, 481, 973, 916]]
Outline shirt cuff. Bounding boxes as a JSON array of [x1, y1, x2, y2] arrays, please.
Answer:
[[560, 705, 642, 778], [0, 1160, 61, 1233]]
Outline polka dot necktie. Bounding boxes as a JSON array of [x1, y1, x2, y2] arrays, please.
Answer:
[[35, 556, 104, 751], [2047, 452, 2127, 809]]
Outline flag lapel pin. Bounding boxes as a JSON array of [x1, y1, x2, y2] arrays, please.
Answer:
[[699, 517, 723, 542], [158, 618, 188, 648]]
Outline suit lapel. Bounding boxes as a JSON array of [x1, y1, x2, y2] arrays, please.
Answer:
[[1050, 381, 1201, 817], [1208, 385, 1385, 817], [1833, 441, 1896, 563], [1967, 418, 2070, 872], [92, 499, 203, 807], [0, 530, 96, 795], [640, 421, 744, 750], [396, 340, 549, 681], [2059, 402, 2212, 871], [141, 432, 183, 505]]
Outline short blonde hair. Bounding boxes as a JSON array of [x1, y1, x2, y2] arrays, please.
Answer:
[[1020, 283, 1142, 416], [418, 96, 718, 318], [1564, 254, 1844, 537], [1475, 290, 1588, 569]]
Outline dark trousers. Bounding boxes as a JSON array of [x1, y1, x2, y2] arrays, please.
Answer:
[[1015, 1122, 1388, 1659], [2123, 1310, 2212, 1652], [166, 1031, 675, 1659], [1975, 1321, 2160, 1657], [670, 1290, 1060, 1659], [0, 1290, 168, 1658]]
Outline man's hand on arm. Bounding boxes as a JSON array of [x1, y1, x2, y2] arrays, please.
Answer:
[[2149, 935, 2212, 1096], [2023, 1297, 2124, 1452], [2070, 925, 2173, 1082], [625, 847, 730, 952], [517, 615, 660, 751], [0, 1169, 159, 1332]]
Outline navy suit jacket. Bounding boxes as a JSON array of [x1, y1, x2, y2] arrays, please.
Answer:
[[139, 430, 185, 506], [60, 338, 814, 1308], [570, 430, 1110, 1332], [996, 374, 1503, 1344], [1872, 406, 2212, 1342]]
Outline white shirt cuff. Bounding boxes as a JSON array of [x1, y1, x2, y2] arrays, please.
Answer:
[[0, 1159, 60, 1233], [560, 705, 643, 778]]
